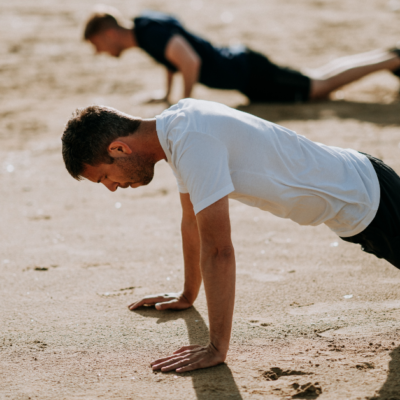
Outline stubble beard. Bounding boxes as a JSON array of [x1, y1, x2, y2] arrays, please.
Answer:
[[113, 153, 155, 187]]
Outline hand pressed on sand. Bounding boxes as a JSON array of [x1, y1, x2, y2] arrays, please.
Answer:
[[128, 292, 192, 311], [129, 292, 225, 372], [151, 343, 226, 373]]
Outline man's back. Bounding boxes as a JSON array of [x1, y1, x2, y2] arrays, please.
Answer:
[[134, 11, 249, 91], [156, 99, 380, 237]]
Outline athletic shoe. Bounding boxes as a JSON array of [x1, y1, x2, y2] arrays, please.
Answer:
[[389, 43, 400, 77]]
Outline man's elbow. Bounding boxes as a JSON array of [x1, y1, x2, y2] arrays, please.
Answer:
[[192, 55, 201, 71], [184, 55, 201, 76]]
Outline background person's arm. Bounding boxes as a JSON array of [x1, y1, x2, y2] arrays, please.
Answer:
[[151, 195, 236, 372], [146, 69, 175, 105], [128, 193, 201, 311], [165, 69, 174, 103], [165, 34, 201, 99]]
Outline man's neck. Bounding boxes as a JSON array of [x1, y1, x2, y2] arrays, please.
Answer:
[[119, 27, 137, 50], [137, 119, 167, 162]]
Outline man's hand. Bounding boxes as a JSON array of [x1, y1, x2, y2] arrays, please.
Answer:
[[151, 343, 226, 373], [128, 292, 192, 311]]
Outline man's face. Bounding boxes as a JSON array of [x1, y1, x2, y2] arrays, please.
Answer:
[[83, 153, 155, 192], [89, 30, 123, 58]]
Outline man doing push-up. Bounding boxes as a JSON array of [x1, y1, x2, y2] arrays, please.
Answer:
[[62, 99, 400, 373], [83, 6, 400, 103]]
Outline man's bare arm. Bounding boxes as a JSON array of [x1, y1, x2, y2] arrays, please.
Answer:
[[165, 35, 201, 99], [128, 193, 201, 310], [196, 195, 235, 356], [180, 193, 202, 304], [151, 196, 235, 372], [165, 69, 174, 103], [145, 69, 175, 105]]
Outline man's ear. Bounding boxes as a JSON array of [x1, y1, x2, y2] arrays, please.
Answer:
[[107, 141, 133, 157]]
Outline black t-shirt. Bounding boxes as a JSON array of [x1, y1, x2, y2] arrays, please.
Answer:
[[133, 11, 250, 91]]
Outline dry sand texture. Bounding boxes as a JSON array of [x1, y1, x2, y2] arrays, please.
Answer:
[[1, 0, 400, 399]]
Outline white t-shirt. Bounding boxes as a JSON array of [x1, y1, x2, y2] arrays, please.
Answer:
[[156, 99, 380, 237]]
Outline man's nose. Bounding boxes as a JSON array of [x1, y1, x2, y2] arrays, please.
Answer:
[[102, 181, 118, 192]]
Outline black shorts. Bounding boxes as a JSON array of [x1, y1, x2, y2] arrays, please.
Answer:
[[340, 154, 400, 269], [241, 49, 311, 103]]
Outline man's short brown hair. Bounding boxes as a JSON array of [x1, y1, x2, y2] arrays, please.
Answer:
[[62, 105, 141, 180], [83, 5, 130, 40]]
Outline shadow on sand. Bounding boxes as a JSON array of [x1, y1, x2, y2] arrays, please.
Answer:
[[238, 100, 400, 126], [133, 307, 243, 400], [370, 346, 400, 400]]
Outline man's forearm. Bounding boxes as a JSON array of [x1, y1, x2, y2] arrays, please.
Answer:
[[201, 246, 236, 355], [165, 69, 174, 100], [150, 196, 234, 373], [182, 63, 200, 98], [181, 219, 202, 303]]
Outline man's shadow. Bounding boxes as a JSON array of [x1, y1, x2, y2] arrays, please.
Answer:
[[238, 100, 400, 126], [370, 345, 400, 400], [133, 307, 243, 400]]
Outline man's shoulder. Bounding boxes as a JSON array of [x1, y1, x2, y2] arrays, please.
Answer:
[[159, 99, 216, 122], [157, 99, 197, 129], [134, 10, 181, 29], [159, 99, 251, 127], [157, 100, 217, 148]]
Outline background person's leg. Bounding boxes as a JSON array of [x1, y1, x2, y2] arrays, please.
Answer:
[[308, 49, 400, 100], [242, 50, 311, 103]]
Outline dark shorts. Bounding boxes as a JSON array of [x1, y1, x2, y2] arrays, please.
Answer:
[[340, 154, 400, 269], [241, 49, 311, 103]]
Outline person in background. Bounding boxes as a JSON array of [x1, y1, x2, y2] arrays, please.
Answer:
[[83, 5, 400, 104]]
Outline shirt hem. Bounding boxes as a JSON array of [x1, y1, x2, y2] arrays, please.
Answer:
[[332, 152, 381, 238], [335, 205, 379, 238], [193, 184, 235, 215]]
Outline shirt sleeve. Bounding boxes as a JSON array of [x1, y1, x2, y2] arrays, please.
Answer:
[[171, 168, 188, 194], [173, 133, 235, 214]]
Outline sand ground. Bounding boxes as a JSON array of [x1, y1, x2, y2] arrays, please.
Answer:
[[1, 0, 400, 399]]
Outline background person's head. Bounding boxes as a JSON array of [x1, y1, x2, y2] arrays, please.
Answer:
[[62, 105, 157, 191], [84, 5, 133, 57]]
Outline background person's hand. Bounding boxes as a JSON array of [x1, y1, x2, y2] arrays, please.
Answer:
[[143, 90, 171, 105], [151, 343, 226, 373], [128, 292, 192, 311]]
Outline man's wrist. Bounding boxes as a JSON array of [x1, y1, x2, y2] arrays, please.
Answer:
[[181, 290, 197, 305], [209, 331, 231, 356], [209, 341, 229, 359]]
